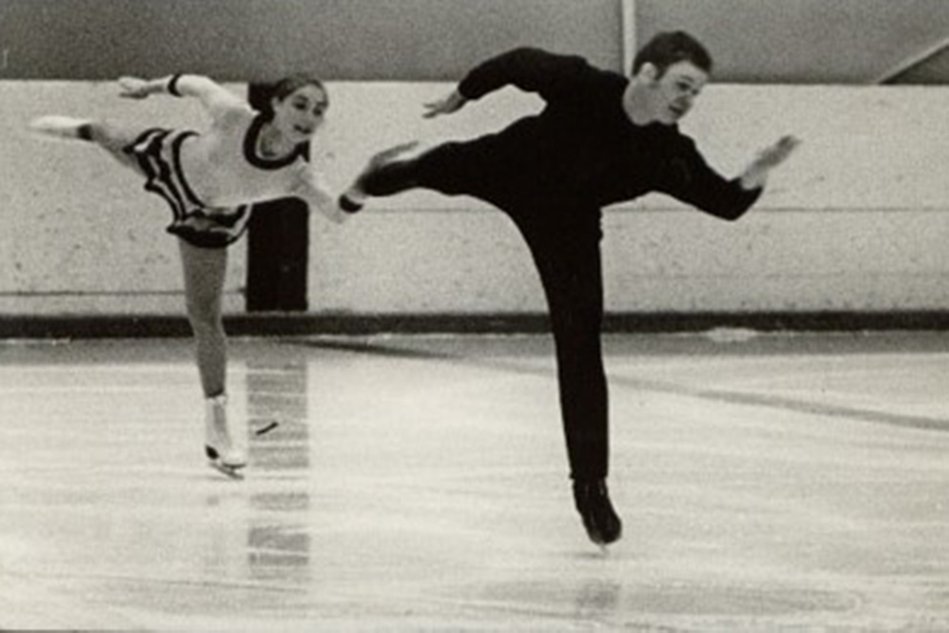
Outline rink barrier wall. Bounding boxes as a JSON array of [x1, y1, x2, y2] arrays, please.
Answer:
[[1, 311, 949, 340], [1, 81, 948, 335]]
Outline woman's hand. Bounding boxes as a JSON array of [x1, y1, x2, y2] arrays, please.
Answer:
[[117, 76, 154, 100]]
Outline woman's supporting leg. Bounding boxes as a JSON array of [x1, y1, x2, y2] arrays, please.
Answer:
[[177, 239, 245, 473], [179, 239, 228, 398]]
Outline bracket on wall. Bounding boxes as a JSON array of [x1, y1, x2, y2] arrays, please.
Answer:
[[876, 34, 949, 84], [621, 0, 637, 75]]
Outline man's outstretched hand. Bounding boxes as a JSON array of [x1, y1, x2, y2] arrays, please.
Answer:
[[755, 135, 800, 170], [740, 135, 801, 190], [423, 90, 467, 119]]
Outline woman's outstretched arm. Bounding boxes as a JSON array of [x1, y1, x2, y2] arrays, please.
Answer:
[[118, 74, 248, 114]]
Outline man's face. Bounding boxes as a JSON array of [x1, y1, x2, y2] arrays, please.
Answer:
[[640, 60, 709, 125]]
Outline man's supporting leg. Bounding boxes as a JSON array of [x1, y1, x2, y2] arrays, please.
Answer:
[[519, 212, 622, 545]]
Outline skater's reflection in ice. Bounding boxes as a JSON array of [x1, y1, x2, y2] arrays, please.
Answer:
[[573, 578, 621, 620], [247, 357, 312, 583], [246, 356, 311, 472], [201, 356, 314, 586]]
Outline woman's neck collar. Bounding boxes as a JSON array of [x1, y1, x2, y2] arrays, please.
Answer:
[[244, 113, 309, 170], [256, 119, 296, 159]]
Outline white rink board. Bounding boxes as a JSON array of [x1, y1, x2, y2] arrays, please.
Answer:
[[1, 81, 948, 314]]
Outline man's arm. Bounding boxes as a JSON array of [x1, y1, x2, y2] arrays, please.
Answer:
[[118, 74, 248, 114], [424, 47, 592, 118], [657, 136, 799, 221]]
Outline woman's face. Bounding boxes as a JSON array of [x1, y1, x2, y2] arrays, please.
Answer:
[[271, 84, 328, 143]]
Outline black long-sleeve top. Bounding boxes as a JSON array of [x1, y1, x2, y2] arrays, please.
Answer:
[[456, 47, 761, 219]]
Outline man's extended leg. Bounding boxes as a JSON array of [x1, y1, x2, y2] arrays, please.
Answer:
[[352, 139, 510, 206]]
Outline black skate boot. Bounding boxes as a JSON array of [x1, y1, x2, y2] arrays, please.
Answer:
[[340, 141, 422, 214], [573, 478, 622, 546]]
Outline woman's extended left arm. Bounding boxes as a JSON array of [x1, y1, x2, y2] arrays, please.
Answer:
[[118, 74, 248, 114]]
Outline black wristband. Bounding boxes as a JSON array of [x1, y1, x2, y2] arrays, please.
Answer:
[[339, 194, 364, 214], [167, 74, 183, 97]]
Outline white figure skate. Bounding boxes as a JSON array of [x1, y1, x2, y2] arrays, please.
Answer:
[[204, 394, 247, 479], [28, 115, 92, 141]]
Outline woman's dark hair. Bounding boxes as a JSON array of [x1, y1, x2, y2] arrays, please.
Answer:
[[248, 73, 327, 118], [632, 31, 713, 77]]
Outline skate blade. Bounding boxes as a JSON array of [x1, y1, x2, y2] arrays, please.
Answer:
[[208, 460, 246, 480]]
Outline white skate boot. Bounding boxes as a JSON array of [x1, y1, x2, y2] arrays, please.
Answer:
[[28, 115, 93, 141], [204, 394, 247, 479]]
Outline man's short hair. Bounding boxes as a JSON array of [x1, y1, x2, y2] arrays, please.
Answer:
[[632, 31, 713, 77]]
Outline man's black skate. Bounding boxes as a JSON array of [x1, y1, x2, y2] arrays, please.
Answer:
[[573, 479, 622, 546], [343, 141, 422, 214]]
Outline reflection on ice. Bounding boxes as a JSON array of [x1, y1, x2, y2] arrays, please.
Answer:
[[0, 334, 947, 630]]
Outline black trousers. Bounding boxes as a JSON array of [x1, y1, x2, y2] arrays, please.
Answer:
[[363, 140, 609, 480]]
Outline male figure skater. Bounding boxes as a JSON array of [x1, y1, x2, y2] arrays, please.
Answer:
[[341, 31, 799, 545]]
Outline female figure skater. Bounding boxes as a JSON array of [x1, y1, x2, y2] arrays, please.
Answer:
[[30, 73, 372, 477]]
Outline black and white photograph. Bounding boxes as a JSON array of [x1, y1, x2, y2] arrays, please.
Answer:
[[0, 0, 947, 630]]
